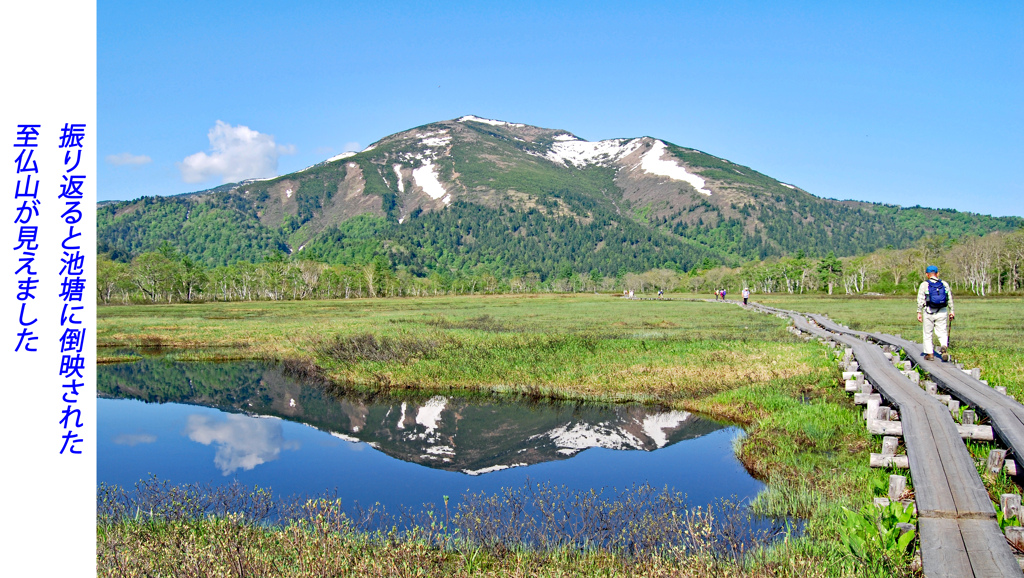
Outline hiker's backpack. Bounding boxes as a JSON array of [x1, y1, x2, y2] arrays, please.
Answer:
[[927, 280, 948, 309]]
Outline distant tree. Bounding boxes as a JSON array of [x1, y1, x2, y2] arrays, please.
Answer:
[[816, 251, 843, 295], [178, 256, 208, 302], [362, 263, 378, 298], [97, 256, 131, 303], [131, 252, 180, 303]]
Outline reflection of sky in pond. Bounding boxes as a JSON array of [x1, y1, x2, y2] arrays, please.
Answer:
[[184, 413, 300, 475], [98, 398, 765, 514]]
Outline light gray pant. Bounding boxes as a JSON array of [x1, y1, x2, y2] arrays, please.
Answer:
[[922, 308, 949, 355]]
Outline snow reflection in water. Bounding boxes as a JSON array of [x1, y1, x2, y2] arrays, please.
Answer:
[[98, 359, 764, 514]]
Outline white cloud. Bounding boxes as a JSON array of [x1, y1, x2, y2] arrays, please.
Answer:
[[185, 413, 299, 475], [106, 152, 152, 166], [178, 120, 295, 184], [112, 432, 156, 446]]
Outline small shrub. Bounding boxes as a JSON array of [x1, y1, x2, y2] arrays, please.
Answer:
[[317, 333, 444, 364]]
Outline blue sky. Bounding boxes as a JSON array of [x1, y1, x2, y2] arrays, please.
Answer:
[[99, 1, 1023, 217]]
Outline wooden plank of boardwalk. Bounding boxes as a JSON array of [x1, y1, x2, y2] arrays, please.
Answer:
[[875, 332, 1024, 466], [919, 518, 974, 577], [809, 313, 1024, 482], [746, 303, 1021, 576], [792, 310, 1021, 576]]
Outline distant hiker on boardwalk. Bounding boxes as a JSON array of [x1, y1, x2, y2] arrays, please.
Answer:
[[742, 287, 750, 306], [917, 265, 955, 361], [658, 289, 664, 298]]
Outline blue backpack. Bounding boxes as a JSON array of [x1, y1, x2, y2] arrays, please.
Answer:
[[926, 279, 948, 309]]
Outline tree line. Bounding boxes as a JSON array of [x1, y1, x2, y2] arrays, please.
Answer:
[[688, 230, 1024, 297], [98, 230, 1024, 305]]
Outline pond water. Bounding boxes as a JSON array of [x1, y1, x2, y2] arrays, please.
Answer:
[[98, 359, 766, 515]]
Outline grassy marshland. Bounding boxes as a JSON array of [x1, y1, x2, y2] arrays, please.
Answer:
[[97, 293, 1023, 576]]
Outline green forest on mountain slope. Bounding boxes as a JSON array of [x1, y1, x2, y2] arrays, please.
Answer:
[[99, 185, 1023, 276], [302, 201, 721, 279], [98, 193, 290, 266]]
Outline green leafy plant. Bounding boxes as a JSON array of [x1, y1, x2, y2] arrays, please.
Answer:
[[839, 501, 916, 564], [869, 476, 888, 497]]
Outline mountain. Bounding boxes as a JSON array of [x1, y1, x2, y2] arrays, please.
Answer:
[[98, 116, 1022, 276], [98, 359, 723, 474]]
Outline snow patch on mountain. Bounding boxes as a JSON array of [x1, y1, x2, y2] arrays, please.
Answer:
[[425, 445, 454, 455], [326, 151, 356, 163], [237, 177, 275, 186], [412, 160, 448, 203], [419, 132, 451, 148], [330, 431, 361, 443], [393, 164, 404, 193], [545, 138, 643, 168], [457, 115, 525, 128], [463, 462, 529, 476], [542, 422, 644, 454], [781, 183, 795, 189], [285, 188, 292, 198], [553, 134, 576, 141], [397, 402, 406, 429], [639, 140, 712, 195], [641, 411, 692, 448], [415, 396, 447, 433]]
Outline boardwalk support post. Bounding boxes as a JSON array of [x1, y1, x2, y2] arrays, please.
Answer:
[[989, 450, 1008, 475], [882, 436, 899, 455], [1005, 527, 1024, 552], [1000, 494, 1021, 519], [868, 421, 904, 436], [889, 475, 907, 501], [871, 453, 909, 468]]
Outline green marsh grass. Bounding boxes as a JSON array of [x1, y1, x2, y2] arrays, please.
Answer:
[[98, 294, 933, 576]]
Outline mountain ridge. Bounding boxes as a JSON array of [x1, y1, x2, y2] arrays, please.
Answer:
[[98, 116, 1023, 276]]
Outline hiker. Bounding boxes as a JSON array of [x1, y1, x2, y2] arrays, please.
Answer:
[[742, 287, 750, 306], [917, 265, 955, 361], [658, 288, 664, 298], [722, 289, 727, 301]]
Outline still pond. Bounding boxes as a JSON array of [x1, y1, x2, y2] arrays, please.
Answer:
[[98, 359, 765, 515]]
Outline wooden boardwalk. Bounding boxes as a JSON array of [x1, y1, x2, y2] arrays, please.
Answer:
[[744, 302, 1022, 577]]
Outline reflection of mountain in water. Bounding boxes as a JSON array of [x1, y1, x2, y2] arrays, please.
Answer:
[[99, 359, 725, 474]]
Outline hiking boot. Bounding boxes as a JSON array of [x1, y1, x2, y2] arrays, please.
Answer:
[[939, 346, 949, 362], [924, 354, 935, 361]]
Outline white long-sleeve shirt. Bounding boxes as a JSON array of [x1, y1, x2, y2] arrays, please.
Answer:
[[917, 278, 954, 314]]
